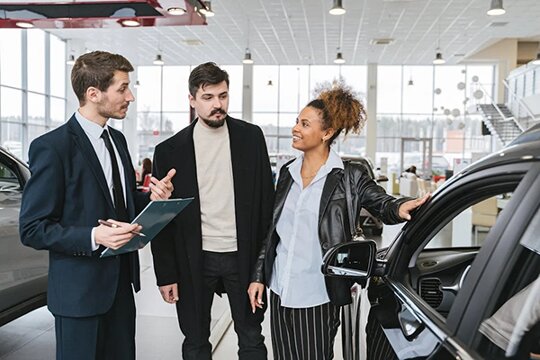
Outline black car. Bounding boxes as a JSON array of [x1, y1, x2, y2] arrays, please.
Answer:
[[323, 124, 540, 359], [0, 147, 48, 326]]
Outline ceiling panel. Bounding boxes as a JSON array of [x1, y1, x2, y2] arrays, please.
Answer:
[[42, 0, 540, 65]]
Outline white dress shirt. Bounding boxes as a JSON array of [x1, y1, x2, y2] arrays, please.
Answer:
[[269, 148, 344, 308], [75, 112, 127, 250]]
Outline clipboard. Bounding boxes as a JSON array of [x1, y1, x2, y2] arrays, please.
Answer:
[[100, 197, 193, 257]]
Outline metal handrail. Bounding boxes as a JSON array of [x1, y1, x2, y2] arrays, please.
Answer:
[[502, 79, 539, 128], [476, 83, 524, 131], [475, 82, 524, 132]]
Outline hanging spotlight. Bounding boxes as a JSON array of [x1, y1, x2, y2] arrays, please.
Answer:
[[433, 52, 446, 65], [153, 54, 164, 65], [200, 1, 215, 17], [334, 52, 346, 64], [242, 48, 254, 64], [408, 79, 414, 86], [487, 0, 505, 16], [134, 80, 141, 88], [531, 53, 540, 65], [329, 0, 346, 15], [66, 54, 75, 65], [267, 80, 273, 86], [167, 7, 186, 15]]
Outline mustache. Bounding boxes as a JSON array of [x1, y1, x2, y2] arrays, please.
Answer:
[[210, 108, 226, 116]]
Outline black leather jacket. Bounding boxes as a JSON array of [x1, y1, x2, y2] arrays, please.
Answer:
[[251, 160, 409, 306]]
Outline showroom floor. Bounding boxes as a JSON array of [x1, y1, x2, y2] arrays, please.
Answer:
[[0, 224, 403, 360]]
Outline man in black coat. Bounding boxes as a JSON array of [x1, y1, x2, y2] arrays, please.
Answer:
[[151, 62, 274, 360]]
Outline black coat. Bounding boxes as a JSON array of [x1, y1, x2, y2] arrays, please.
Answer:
[[151, 117, 274, 326], [252, 160, 409, 306]]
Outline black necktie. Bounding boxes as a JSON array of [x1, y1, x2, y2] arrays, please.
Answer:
[[101, 129, 129, 222]]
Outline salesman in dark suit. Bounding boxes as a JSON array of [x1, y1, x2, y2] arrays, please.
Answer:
[[151, 62, 274, 359], [19, 51, 175, 360]]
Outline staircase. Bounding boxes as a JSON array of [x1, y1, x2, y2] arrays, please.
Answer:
[[478, 104, 523, 146]]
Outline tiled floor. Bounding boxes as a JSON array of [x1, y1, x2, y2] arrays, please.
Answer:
[[0, 224, 404, 359]]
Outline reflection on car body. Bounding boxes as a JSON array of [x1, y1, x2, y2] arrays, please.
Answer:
[[0, 147, 47, 326], [323, 124, 540, 359]]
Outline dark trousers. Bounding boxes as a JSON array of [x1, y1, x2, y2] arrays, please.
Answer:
[[54, 255, 136, 360], [178, 251, 267, 360], [270, 291, 340, 360]]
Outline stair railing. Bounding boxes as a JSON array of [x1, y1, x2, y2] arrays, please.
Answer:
[[503, 79, 539, 131], [475, 82, 524, 132]]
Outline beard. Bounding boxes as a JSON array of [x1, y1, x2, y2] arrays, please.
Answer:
[[200, 108, 227, 128]]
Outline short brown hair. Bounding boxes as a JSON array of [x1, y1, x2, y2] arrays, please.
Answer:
[[71, 51, 134, 104], [188, 62, 229, 97], [307, 85, 367, 145]]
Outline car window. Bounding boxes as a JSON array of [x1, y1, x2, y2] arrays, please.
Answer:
[[0, 162, 20, 191], [475, 209, 540, 360], [406, 176, 522, 320], [425, 192, 512, 249]]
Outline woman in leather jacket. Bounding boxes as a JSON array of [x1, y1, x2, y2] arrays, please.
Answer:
[[247, 85, 429, 359]]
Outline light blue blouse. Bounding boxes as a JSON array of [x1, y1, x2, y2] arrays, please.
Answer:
[[269, 149, 344, 308]]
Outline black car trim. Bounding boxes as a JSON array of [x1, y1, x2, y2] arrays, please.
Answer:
[[385, 278, 481, 359]]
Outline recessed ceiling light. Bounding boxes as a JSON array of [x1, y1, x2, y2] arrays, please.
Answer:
[[167, 7, 186, 16], [16, 21, 34, 28], [121, 19, 140, 27]]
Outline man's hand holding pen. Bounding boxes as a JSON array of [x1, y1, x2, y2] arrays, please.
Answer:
[[95, 219, 143, 250]]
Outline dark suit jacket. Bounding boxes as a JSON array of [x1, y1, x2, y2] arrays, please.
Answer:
[[151, 116, 274, 328], [19, 115, 150, 317]]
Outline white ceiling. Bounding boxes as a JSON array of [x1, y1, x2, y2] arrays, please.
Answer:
[[44, 0, 540, 66]]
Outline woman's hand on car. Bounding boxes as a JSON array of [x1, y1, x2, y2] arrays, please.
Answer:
[[399, 193, 431, 220]]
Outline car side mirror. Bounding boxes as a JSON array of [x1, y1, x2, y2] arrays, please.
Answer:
[[321, 241, 377, 280]]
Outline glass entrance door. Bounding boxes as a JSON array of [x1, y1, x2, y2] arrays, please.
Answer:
[[400, 137, 433, 177]]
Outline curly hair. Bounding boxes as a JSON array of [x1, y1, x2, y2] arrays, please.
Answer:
[[307, 84, 367, 144]]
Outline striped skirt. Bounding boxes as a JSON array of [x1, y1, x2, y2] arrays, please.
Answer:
[[270, 291, 340, 360]]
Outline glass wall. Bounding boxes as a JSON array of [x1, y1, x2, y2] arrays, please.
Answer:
[[252, 65, 367, 156], [0, 29, 67, 160], [135, 63, 495, 174], [376, 64, 495, 176]]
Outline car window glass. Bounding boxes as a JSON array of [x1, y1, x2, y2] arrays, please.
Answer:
[[0, 161, 19, 191], [410, 189, 517, 320], [475, 233, 540, 359], [425, 192, 512, 249]]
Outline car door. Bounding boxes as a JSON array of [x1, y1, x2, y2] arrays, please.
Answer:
[[0, 151, 48, 325], [367, 160, 538, 359], [451, 163, 540, 359]]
